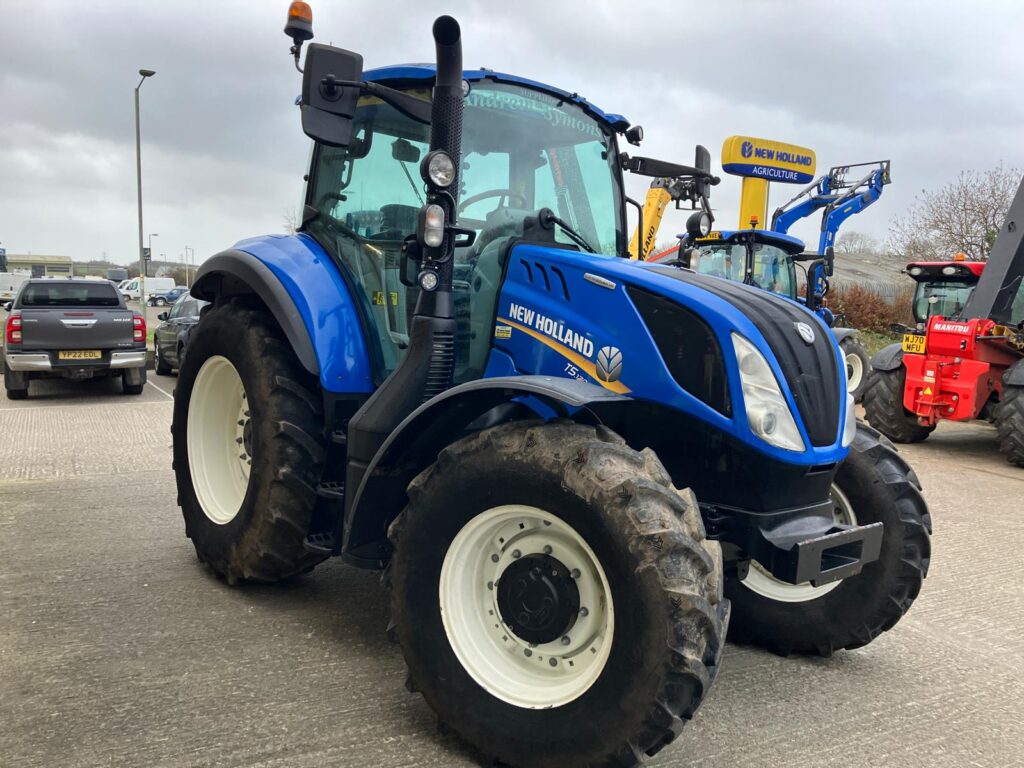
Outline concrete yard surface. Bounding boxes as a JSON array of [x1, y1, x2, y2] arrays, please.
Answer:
[[1, 378, 1023, 767]]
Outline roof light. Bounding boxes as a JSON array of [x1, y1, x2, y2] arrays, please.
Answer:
[[942, 266, 957, 276], [908, 266, 923, 276], [284, 1, 314, 43], [421, 150, 456, 188], [953, 252, 966, 262]]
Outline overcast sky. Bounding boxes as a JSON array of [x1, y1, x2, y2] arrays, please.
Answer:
[[2, 0, 1022, 266]]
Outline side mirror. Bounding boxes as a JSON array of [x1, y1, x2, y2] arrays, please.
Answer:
[[825, 245, 835, 277], [694, 144, 712, 200], [157, 312, 169, 321], [300, 43, 364, 147], [2, 302, 11, 312]]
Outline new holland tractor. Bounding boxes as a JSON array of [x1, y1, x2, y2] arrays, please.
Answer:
[[172, 7, 931, 766], [864, 177, 1024, 465]]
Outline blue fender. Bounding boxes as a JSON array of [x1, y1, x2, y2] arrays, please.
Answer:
[[192, 234, 374, 394], [870, 342, 904, 372]]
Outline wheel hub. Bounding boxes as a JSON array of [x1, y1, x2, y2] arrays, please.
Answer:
[[497, 554, 579, 644]]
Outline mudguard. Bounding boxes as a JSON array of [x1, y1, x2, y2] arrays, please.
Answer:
[[831, 327, 857, 344], [342, 375, 628, 564], [1004, 358, 1024, 387], [871, 342, 904, 372], [191, 235, 374, 394]]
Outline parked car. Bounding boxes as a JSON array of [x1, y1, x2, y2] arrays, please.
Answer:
[[120, 276, 176, 302], [154, 293, 207, 375], [3, 278, 147, 399], [0, 273, 29, 305], [147, 286, 189, 307]]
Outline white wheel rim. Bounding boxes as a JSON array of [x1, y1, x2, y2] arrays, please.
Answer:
[[186, 355, 251, 525], [846, 350, 864, 392], [741, 484, 858, 603], [439, 505, 614, 709]]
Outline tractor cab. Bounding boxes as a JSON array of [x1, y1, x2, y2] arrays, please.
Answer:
[[905, 258, 984, 323], [677, 229, 803, 301]]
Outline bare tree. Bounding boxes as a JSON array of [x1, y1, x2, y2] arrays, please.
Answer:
[[888, 164, 1021, 261], [835, 231, 880, 258], [283, 207, 300, 234]]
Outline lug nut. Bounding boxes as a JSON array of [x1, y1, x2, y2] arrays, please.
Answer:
[[487, 581, 494, 590], [524, 649, 532, 658], [491, 554, 499, 563], [579, 607, 589, 617], [571, 568, 581, 579], [512, 549, 521, 559], [543, 545, 552, 555], [549, 658, 558, 667], [561, 635, 571, 645]]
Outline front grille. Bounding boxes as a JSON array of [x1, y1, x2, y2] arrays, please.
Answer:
[[647, 267, 841, 447]]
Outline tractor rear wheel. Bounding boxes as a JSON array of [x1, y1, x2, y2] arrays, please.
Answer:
[[171, 299, 327, 583], [388, 420, 727, 768], [840, 336, 870, 403], [995, 384, 1024, 467], [863, 365, 935, 443], [726, 424, 931, 656]]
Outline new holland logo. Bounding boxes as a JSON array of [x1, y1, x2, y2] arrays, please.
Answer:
[[795, 322, 815, 345], [595, 346, 623, 382], [741, 140, 754, 158]]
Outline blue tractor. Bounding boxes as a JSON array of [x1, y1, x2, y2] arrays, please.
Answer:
[[172, 9, 929, 767]]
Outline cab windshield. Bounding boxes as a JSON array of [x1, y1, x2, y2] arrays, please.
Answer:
[[306, 79, 623, 378], [913, 279, 975, 322], [690, 241, 797, 298]]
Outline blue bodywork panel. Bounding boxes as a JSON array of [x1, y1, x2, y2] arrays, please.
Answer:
[[364, 65, 629, 131], [232, 233, 375, 394], [488, 245, 848, 466]]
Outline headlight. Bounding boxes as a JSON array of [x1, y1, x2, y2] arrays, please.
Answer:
[[842, 393, 856, 447], [421, 150, 456, 188], [732, 333, 806, 452]]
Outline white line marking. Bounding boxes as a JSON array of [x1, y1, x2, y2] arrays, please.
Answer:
[[146, 379, 175, 401]]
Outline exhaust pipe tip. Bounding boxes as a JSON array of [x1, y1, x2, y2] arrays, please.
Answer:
[[432, 15, 460, 46]]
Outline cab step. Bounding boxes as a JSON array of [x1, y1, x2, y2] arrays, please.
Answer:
[[303, 531, 338, 555]]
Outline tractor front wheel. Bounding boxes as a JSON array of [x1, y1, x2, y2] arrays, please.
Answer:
[[171, 299, 327, 583], [388, 421, 727, 768], [840, 336, 870, 403], [726, 424, 931, 656], [995, 383, 1024, 467], [863, 365, 935, 443]]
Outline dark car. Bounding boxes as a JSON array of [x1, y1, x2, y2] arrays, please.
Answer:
[[154, 293, 207, 375], [147, 286, 189, 307]]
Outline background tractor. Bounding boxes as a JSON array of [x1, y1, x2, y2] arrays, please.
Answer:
[[864, 177, 1024, 463], [171, 6, 930, 766], [905, 255, 984, 323]]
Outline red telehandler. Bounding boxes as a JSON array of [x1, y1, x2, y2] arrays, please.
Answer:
[[864, 177, 1024, 465]]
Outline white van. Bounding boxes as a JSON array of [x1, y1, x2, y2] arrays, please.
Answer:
[[121, 277, 175, 301]]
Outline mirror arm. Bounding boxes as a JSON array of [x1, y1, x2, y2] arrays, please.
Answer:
[[362, 82, 433, 124]]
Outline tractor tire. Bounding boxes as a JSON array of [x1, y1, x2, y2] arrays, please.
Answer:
[[171, 298, 327, 583], [388, 420, 727, 768], [155, 345, 172, 375], [863, 365, 935, 443], [840, 336, 870, 403], [995, 384, 1024, 467], [726, 424, 931, 656], [122, 368, 146, 395]]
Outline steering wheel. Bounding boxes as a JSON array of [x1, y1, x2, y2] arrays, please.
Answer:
[[457, 189, 528, 218]]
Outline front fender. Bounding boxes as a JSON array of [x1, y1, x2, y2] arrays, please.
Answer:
[[342, 376, 628, 563], [1004, 358, 1024, 387], [192, 234, 374, 394], [831, 326, 857, 344], [870, 342, 904, 372]]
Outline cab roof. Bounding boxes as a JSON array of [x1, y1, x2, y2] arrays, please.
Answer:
[[692, 229, 806, 254], [906, 261, 985, 279], [364, 65, 630, 132]]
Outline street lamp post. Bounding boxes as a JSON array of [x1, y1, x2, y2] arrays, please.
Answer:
[[184, 246, 194, 287], [134, 68, 155, 311]]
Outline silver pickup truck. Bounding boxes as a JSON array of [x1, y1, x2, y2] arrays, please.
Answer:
[[3, 278, 148, 399]]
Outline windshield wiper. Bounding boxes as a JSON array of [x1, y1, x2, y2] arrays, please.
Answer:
[[538, 208, 596, 253]]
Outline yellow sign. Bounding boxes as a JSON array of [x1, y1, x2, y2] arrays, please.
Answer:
[[901, 334, 926, 354], [696, 231, 722, 241], [721, 136, 816, 184]]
